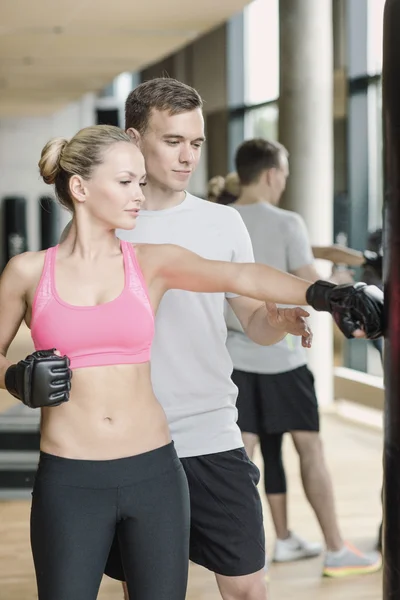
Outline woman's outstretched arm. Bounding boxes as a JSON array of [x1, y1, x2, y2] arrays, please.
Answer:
[[156, 244, 311, 305], [140, 243, 384, 341]]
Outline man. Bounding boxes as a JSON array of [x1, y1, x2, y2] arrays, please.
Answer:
[[226, 137, 382, 577], [61, 79, 382, 598]]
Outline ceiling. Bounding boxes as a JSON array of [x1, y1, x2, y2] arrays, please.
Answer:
[[0, 0, 249, 117]]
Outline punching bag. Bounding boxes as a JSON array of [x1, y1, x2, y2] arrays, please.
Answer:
[[2, 196, 28, 264], [382, 0, 400, 597], [39, 196, 60, 250]]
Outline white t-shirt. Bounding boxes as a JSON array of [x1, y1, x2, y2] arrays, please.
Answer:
[[225, 202, 314, 374], [117, 193, 254, 458]]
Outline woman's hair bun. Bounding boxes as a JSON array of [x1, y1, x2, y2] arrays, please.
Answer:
[[38, 137, 69, 184]]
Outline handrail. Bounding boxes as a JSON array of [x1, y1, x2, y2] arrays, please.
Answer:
[[334, 367, 384, 411]]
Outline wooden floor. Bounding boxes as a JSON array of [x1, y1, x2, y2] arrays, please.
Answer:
[[0, 328, 384, 599]]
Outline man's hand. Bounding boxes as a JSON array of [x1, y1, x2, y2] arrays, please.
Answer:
[[265, 303, 313, 348]]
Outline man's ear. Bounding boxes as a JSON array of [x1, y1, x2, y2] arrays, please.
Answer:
[[265, 168, 275, 186], [126, 128, 141, 148]]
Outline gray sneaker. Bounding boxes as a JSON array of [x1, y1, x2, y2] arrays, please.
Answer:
[[323, 542, 382, 578], [273, 531, 323, 562]]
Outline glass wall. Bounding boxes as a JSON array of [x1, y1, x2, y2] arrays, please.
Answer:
[[367, 0, 385, 76], [244, 103, 278, 140], [340, 0, 384, 376], [227, 0, 384, 377], [244, 0, 279, 106], [227, 0, 279, 168]]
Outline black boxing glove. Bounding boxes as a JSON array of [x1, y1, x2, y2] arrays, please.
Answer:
[[306, 280, 384, 340], [5, 349, 72, 408]]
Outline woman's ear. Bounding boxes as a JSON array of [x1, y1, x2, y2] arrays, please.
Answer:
[[69, 175, 87, 204]]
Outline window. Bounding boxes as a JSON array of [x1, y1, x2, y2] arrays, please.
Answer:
[[367, 79, 383, 231], [367, 0, 385, 75], [244, 103, 278, 140], [244, 0, 279, 105]]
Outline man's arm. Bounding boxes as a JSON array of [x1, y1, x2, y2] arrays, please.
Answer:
[[227, 295, 312, 347], [312, 244, 383, 284], [232, 262, 340, 348], [312, 245, 364, 266]]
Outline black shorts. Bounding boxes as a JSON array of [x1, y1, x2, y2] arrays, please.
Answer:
[[232, 365, 319, 435], [104, 447, 265, 579]]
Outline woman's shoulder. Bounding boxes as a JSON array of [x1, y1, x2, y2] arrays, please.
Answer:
[[131, 243, 183, 276], [4, 250, 47, 284], [132, 242, 169, 263]]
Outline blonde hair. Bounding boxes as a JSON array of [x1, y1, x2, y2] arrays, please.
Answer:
[[38, 125, 132, 212], [207, 175, 225, 202], [224, 172, 240, 198]]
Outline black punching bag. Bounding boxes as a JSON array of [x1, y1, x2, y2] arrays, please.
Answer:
[[2, 196, 28, 264], [39, 196, 60, 250], [382, 0, 400, 597]]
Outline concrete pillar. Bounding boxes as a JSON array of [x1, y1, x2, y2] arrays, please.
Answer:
[[279, 0, 334, 405]]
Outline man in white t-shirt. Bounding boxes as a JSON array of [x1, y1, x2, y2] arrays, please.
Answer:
[[111, 80, 297, 599], [227, 138, 382, 578], [61, 79, 383, 597]]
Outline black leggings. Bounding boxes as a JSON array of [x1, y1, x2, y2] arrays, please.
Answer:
[[259, 432, 287, 495], [30, 443, 190, 600]]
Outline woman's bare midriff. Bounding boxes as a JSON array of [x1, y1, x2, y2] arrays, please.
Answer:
[[39, 362, 171, 460]]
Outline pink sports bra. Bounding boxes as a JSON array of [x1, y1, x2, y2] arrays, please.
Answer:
[[30, 241, 155, 369]]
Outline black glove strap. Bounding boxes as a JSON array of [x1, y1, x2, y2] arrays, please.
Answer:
[[306, 280, 337, 312]]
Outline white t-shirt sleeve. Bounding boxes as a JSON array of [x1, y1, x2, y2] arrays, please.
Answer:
[[225, 208, 255, 299], [286, 213, 315, 272]]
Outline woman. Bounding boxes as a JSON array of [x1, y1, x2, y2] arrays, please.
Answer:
[[0, 125, 367, 600]]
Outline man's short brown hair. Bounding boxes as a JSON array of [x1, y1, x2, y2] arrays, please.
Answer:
[[235, 138, 288, 186], [125, 78, 203, 134]]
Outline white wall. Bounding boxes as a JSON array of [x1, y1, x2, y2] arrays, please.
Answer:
[[0, 93, 96, 263]]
